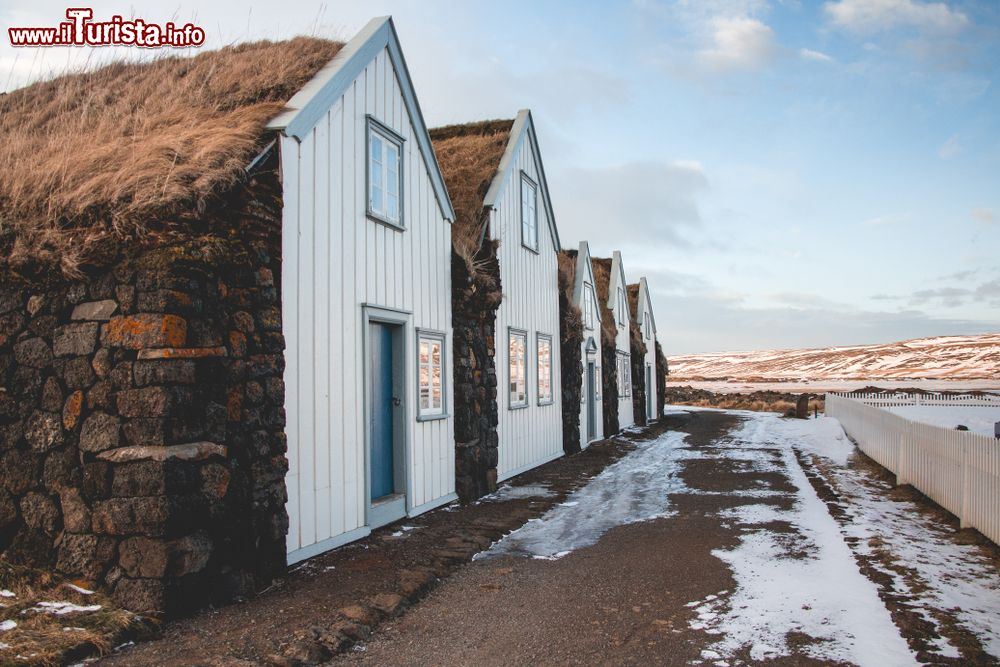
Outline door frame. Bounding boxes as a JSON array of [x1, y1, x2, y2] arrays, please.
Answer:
[[646, 363, 654, 420], [586, 359, 597, 442], [362, 304, 411, 530]]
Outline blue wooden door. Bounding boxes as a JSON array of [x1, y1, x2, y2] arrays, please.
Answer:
[[370, 323, 395, 500]]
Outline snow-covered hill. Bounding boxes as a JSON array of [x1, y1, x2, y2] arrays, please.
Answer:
[[669, 333, 1000, 381]]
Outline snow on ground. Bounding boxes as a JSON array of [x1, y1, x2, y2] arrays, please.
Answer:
[[799, 419, 1000, 659], [669, 379, 1000, 395], [481, 483, 555, 502], [478, 407, 1000, 664], [887, 405, 1000, 437], [689, 413, 917, 667], [482, 431, 688, 560]]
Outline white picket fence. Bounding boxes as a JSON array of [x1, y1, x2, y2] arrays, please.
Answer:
[[833, 391, 1000, 409], [826, 392, 1000, 546]]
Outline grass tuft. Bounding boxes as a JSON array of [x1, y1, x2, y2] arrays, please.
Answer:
[[0, 562, 154, 667]]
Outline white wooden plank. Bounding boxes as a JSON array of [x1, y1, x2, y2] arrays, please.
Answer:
[[298, 130, 317, 549], [282, 136, 301, 553]]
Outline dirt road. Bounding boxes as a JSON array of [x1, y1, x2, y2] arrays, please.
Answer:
[[332, 409, 1000, 667]]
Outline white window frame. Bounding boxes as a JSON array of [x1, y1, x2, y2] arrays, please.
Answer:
[[536, 334, 553, 405], [367, 116, 404, 229], [508, 329, 528, 409], [520, 172, 539, 252], [618, 351, 631, 397], [416, 330, 447, 421], [583, 283, 595, 330]]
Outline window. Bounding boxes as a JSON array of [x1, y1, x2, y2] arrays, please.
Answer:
[[509, 330, 527, 408], [520, 174, 538, 251], [537, 335, 553, 404], [583, 283, 595, 330], [368, 120, 403, 226], [644, 318, 651, 340], [417, 332, 446, 419], [617, 351, 631, 397], [617, 288, 626, 327]]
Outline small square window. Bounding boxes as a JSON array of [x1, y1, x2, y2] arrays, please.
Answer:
[[368, 120, 403, 227], [417, 332, 446, 419], [509, 330, 528, 408], [520, 174, 538, 251], [537, 334, 553, 405], [583, 283, 595, 330]]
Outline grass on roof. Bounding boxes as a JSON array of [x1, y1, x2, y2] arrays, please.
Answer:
[[429, 119, 513, 264], [0, 37, 343, 278], [590, 257, 618, 343]]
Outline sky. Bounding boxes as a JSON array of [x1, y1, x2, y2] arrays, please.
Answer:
[[2, 0, 998, 354]]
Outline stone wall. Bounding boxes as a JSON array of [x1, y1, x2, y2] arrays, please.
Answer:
[[601, 332, 620, 438], [655, 341, 668, 421], [558, 279, 583, 455], [0, 169, 287, 616], [630, 323, 648, 428], [451, 244, 502, 503]]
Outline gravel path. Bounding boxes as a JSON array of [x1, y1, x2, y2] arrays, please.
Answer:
[[332, 409, 1000, 666]]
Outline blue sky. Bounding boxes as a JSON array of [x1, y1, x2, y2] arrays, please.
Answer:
[[3, 0, 998, 354]]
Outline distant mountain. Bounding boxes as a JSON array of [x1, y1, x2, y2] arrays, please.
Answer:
[[669, 333, 1000, 381]]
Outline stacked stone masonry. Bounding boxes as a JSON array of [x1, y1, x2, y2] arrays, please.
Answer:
[[0, 170, 287, 616]]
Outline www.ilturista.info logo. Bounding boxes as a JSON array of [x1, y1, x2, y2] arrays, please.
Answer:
[[8, 8, 206, 47]]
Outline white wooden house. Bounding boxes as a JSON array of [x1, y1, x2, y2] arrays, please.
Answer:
[[490, 111, 564, 480], [430, 110, 564, 482], [569, 242, 605, 448], [629, 278, 659, 422], [270, 17, 458, 564]]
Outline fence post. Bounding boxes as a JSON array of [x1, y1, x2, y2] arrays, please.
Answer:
[[960, 438, 970, 529], [896, 420, 909, 486]]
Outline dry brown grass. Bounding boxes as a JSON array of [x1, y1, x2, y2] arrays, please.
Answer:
[[626, 283, 640, 321], [0, 561, 151, 666], [590, 257, 617, 344], [429, 120, 512, 264], [556, 251, 577, 302], [0, 37, 343, 278]]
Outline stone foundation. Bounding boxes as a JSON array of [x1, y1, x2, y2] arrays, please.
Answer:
[[630, 323, 648, 428], [0, 168, 287, 616], [655, 341, 668, 421], [601, 334, 620, 437], [451, 245, 502, 503], [558, 280, 583, 455]]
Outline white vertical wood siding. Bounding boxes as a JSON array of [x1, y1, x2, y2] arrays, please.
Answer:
[[616, 294, 635, 429], [492, 140, 564, 481], [642, 301, 657, 420], [577, 278, 603, 450], [282, 48, 455, 562]]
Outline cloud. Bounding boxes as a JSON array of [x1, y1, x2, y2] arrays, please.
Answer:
[[799, 48, 834, 62], [938, 134, 961, 159], [698, 16, 777, 71], [554, 160, 710, 251], [873, 278, 1000, 309], [639, 267, 999, 353], [972, 208, 995, 224], [824, 0, 970, 35]]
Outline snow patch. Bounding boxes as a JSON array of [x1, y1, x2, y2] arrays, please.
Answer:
[[0, 620, 16, 631], [483, 484, 555, 501], [483, 431, 687, 560], [24, 601, 102, 616]]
